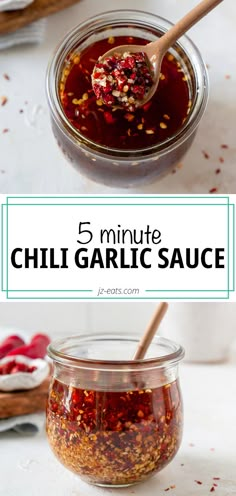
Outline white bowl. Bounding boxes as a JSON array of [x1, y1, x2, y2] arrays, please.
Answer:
[[0, 0, 34, 12], [0, 355, 49, 392]]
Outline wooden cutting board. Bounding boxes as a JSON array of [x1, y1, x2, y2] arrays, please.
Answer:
[[0, 0, 82, 34], [0, 376, 50, 419]]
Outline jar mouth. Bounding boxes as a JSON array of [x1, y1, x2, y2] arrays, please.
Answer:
[[46, 9, 209, 160], [47, 334, 185, 370]]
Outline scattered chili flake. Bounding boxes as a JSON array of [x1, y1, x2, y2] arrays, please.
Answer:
[[195, 480, 203, 485], [92, 51, 154, 111], [170, 485, 176, 489], [215, 168, 221, 174], [213, 483, 218, 487], [3, 73, 10, 80], [210, 486, 215, 492], [164, 488, 170, 492], [19, 109, 24, 114], [2, 128, 9, 133], [108, 36, 115, 44], [202, 150, 210, 159], [1, 96, 8, 106], [225, 74, 231, 79], [219, 157, 224, 163], [209, 188, 218, 194], [213, 478, 220, 480], [221, 144, 228, 149]]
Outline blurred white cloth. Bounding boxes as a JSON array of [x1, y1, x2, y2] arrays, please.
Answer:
[[0, 413, 45, 434], [0, 0, 46, 50], [0, 0, 34, 11]]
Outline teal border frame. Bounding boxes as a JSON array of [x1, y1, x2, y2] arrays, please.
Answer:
[[1, 195, 235, 300]]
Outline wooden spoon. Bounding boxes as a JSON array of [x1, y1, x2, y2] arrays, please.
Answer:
[[97, 0, 223, 108], [133, 302, 168, 360]]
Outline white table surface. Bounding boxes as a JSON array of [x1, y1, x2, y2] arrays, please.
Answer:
[[0, 357, 236, 496], [0, 0, 235, 194]]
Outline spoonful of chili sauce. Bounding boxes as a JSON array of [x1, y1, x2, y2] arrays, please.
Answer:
[[92, 0, 223, 111]]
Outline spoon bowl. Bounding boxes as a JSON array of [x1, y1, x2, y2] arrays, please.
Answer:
[[95, 41, 162, 107], [92, 0, 223, 109]]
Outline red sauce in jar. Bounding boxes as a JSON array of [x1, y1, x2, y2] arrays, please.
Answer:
[[47, 378, 183, 485], [59, 36, 190, 151]]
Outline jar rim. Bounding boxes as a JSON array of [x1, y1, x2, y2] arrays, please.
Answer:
[[46, 9, 209, 160], [47, 334, 185, 370]]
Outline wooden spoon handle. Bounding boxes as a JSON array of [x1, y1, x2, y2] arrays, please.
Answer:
[[154, 0, 223, 54], [0, 0, 81, 35], [133, 302, 168, 360]]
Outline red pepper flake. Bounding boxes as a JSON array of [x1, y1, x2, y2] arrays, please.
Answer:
[[202, 150, 210, 159], [225, 74, 231, 79], [219, 157, 224, 163], [195, 480, 203, 485], [3, 73, 10, 81], [210, 486, 215, 492], [92, 51, 154, 111], [213, 483, 218, 487], [104, 111, 117, 124], [164, 488, 170, 492], [19, 109, 24, 114], [209, 188, 218, 194], [2, 128, 9, 133], [221, 144, 228, 149], [215, 168, 221, 174], [1, 96, 8, 106], [213, 478, 220, 480], [170, 485, 176, 489]]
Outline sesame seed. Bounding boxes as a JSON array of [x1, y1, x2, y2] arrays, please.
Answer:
[[160, 122, 167, 129]]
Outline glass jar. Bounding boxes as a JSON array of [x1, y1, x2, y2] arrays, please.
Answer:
[[46, 10, 208, 188], [46, 334, 184, 487]]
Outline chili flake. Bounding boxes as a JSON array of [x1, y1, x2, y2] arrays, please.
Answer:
[[210, 487, 215, 492], [195, 480, 203, 485], [221, 144, 228, 149], [209, 188, 218, 194], [92, 51, 154, 111], [3, 73, 10, 80], [215, 168, 221, 174], [2, 128, 9, 133], [219, 157, 224, 163], [1, 96, 8, 106], [202, 150, 210, 159]]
